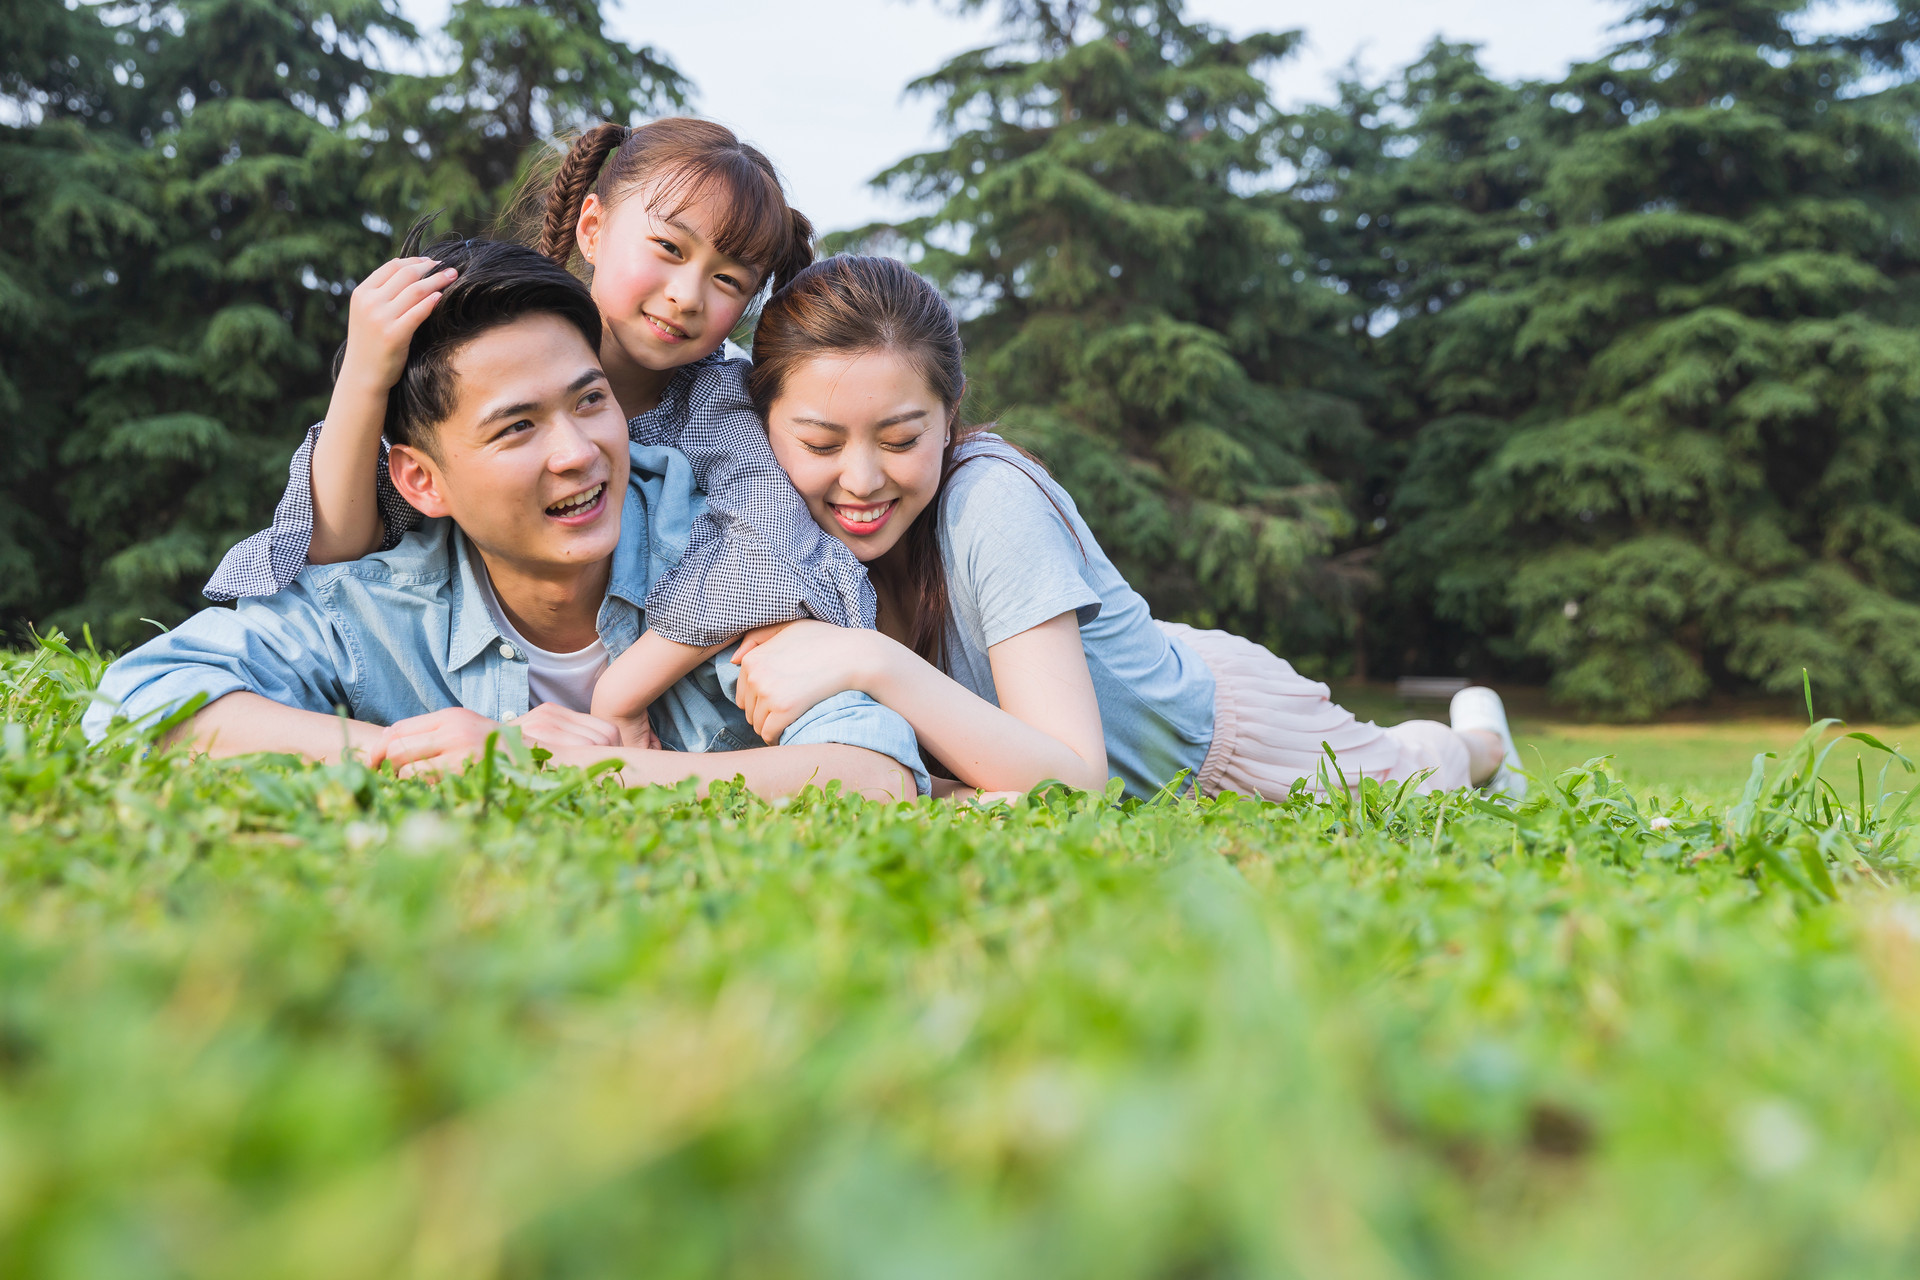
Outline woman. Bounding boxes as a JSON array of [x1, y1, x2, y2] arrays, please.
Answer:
[[728, 256, 1522, 802]]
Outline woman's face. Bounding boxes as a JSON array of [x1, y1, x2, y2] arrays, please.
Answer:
[[764, 349, 949, 565]]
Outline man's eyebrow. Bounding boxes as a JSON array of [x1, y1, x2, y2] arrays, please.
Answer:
[[791, 409, 930, 431], [475, 368, 605, 427]]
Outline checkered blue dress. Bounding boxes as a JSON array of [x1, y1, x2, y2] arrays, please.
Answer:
[[204, 352, 878, 645]]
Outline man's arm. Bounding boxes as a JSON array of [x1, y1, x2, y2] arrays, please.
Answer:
[[543, 742, 918, 804], [173, 691, 386, 762]]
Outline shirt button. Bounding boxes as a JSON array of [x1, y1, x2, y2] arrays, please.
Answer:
[[498, 643, 517, 660]]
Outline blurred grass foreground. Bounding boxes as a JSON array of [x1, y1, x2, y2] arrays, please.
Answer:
[[10, 633, 1920, 1279]]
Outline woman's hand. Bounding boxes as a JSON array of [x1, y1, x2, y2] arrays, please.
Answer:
[[733, 621, 889, 744]]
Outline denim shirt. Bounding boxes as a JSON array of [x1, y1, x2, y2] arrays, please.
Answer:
[[83, 443, 930, 795]]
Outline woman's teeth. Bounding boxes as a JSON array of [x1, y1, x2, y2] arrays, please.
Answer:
[[546, 484, 603, 517], [839, 504, 890, 522]]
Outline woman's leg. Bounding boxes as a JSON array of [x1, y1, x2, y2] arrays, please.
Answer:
[[1162, 623, 1493, 798]]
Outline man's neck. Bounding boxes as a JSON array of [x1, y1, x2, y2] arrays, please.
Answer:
[[600, 334, 675, 421], [476, 548, 611, 653]]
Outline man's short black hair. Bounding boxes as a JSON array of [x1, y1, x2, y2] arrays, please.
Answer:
[[333, 228, 602, 454]]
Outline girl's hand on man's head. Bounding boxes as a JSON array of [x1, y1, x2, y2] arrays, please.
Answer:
[[341, 256, 459, 392]]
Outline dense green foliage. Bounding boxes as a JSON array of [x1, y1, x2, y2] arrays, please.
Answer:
[[11, 638, 1920, 1273], [0, 0, 682, 644], [1285, 0, 1920, 715]]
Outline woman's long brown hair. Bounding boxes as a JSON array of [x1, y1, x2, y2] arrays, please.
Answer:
[[748, 255, 1074, 669], [507, 118, 815, 296]]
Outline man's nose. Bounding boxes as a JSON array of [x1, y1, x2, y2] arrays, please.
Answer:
[[547, 417, 600, 471]]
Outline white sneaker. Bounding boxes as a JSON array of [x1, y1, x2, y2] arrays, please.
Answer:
[[1449, 685, 1526, 800]]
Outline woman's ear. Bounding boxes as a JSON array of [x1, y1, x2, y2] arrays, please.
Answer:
[[388, 444, 452, 519], [576, 192, 603, 266]]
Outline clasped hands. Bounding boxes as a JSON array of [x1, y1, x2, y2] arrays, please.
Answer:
[[369, 703, 633, 776]]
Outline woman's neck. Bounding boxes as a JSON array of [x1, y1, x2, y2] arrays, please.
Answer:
[[600, 334, 675, 420], [867, 544, 917, 648]]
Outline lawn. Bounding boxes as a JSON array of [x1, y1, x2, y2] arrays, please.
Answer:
[[7, 639, 1920, 1279]]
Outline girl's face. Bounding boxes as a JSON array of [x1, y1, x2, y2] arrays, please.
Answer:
[[764, 349, 950, 567], [575, 181, 760, 373]]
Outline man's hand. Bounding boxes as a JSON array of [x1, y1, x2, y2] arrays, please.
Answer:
[[373, 707, 503, 776], [373, 704, 619, 775], [509, 703, 622, 750], [340, 257, 458, 394], [733, 621, 881, 744]]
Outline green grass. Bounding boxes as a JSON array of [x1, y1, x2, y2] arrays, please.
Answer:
[[10, 637, 1920, 1278]]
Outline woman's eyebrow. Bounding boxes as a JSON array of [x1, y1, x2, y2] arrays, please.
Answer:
[[791, 409, 929, 431]]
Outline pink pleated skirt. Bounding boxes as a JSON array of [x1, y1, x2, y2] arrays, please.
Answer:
[[1159, 622, 1471, 799]]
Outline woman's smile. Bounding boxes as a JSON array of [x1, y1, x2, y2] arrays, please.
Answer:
[[830, 498, 897, 537]]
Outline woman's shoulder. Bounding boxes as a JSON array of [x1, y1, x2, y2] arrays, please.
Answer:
[[943, 434, 1066, 511]]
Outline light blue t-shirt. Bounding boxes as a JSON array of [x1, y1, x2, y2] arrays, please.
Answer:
[[937, 436, 1216, 798]]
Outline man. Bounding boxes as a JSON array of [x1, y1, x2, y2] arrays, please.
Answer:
[[83, 239, 926, 801]]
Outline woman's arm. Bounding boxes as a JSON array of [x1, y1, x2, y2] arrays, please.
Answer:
[[732, 614, 1109, 794]]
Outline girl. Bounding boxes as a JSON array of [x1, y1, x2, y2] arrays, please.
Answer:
[[725, 256, 1525, 802], [206, 119, 873, 746]]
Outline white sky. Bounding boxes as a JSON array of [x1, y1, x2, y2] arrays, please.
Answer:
[[393, 0, 1890, 234]]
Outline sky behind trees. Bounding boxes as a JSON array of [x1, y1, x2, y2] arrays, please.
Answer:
[[393, 0, 1638, 231]]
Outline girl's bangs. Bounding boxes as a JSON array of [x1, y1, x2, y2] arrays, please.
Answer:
[[646, 158, 791, 286]]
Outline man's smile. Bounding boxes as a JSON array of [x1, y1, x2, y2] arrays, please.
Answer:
[[545, 482, 607, 523]]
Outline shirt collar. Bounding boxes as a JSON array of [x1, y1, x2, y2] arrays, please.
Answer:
[[447, 526, 506, 673]]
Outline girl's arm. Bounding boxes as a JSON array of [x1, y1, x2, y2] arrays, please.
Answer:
[[589, 630, 728, 748], [732, 614, 1109, 794], [310, 257, 456, 564]]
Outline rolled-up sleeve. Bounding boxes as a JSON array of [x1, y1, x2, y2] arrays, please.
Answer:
[[83, 584, 359, 743], [663, 648, 930, 796]]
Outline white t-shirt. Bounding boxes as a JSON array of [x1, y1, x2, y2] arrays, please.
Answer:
[[475, 566, 608, 714]]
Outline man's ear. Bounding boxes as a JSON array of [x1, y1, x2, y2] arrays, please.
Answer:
[[389, 443, 452, 519]]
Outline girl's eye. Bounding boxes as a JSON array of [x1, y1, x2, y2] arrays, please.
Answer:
[[714, 272, 744, 292], [653, 238, 682, 258]]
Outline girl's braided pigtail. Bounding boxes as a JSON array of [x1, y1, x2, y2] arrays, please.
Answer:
[[539, 123, 630, 265]]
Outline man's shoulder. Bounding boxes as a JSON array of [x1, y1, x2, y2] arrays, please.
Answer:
[[289, 517, 460, 598]]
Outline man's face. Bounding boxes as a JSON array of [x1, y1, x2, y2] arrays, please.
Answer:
[[391, 314, 629, 578]]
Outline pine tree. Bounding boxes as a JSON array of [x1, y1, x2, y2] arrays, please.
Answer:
[[1284, 44, 1554, 675], [1383, 1, 1920, 717], [850, 0, 1372, 661]]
